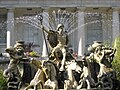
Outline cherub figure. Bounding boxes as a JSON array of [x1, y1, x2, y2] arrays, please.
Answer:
[[90, 41, 116, 89], [3, 41, 25, 90], [92, 41, 116, 78]]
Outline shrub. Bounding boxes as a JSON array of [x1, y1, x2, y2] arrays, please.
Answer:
[[112, 36, 120, 80], [0, 69, 7, 90]]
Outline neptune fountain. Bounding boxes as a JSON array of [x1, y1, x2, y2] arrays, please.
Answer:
[[0, 9, 120, 90]]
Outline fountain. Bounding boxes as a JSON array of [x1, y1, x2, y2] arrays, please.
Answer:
[[0, 9, 120, 90]]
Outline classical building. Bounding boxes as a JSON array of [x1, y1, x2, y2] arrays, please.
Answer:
[[0, 0, 120, 57]]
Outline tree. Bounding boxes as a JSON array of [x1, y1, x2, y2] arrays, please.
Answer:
[[112, 36, 120, 80]]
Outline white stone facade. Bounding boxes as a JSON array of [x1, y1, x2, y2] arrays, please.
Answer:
[[0, 0, 120, 57]]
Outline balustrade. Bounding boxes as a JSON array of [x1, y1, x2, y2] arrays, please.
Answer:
[[0, 0, 119, 7]]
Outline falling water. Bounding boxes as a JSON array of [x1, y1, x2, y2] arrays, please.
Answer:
[[0, 10, 114, 37], [14, 10, 112, 37], [0, 9, 117, 53]]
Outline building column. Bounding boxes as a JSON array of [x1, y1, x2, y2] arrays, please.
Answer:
[[7, 8, 14, 48], [77, 7, 86, 57], [112, 8, 120, 42], [41, 7, 49, 58]]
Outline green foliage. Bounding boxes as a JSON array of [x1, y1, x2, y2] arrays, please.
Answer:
[[0, 69, 7, 90], [112, 36, 120, 80], [103, 40, 111, 47], [29, 51, 41, 57]]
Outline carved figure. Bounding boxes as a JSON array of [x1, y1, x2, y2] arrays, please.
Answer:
[[41, 24, 68, 71], [64, 60, 82, 89], [92, 42, 116, 78], [77, 56, 95, 89], [24, 60, 46, 90], [25, 60, 58, 90], [3, 41, 25, 90], [43, 60, 58, 89], [90, 41, 116, 89]]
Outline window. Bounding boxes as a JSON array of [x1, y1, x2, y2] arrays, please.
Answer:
[[85, 13, 103, 50], [0, 14, 7, 43]]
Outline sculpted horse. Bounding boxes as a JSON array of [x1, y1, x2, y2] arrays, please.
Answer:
[[64, 60, 82, 89], [25, 59, 58, 90], [77, 56, 95, 89], [43, 60, 59, 90], [24, 59, 46, 90]]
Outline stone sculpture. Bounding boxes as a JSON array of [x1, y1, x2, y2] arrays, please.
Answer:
[[41, 24, 68, 71], [24, 59, 45, 90], [77, 56, 95, 89], [3, 41, 25, 90], [89, 41, 116, 89], [25, 59, 58, 90], [64, 60, 82, 89], [3, 13, 118, 90]]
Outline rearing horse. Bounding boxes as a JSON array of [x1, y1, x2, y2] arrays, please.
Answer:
[[43, 60, 59, 89], [25, 59, 58, 90]]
